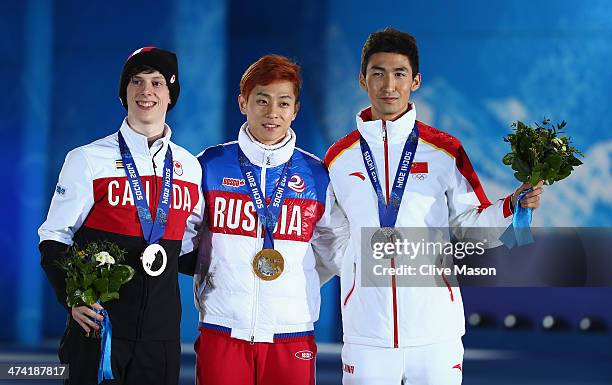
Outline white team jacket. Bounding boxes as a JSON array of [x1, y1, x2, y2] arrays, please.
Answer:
[[38, 119, 203, 254], [194, 125, 347, 343], [325, 104, 513, 348], [37, 120, 204, 340]]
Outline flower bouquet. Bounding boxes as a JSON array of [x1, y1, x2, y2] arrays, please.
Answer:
[[502, 119, 583, 185], [500, 119, 583, 248], [57, 241, 134, 383], [57, 240, 135, 310]]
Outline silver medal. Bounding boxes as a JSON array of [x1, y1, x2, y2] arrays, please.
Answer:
[[370, 227, 401, 259], [141, 244, 167, 277]]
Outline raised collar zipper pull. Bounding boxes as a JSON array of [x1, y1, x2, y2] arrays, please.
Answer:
[[382, 121, 388, 141]]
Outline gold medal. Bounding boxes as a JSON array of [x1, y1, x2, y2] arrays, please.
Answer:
[[252, 249, 284, 281]]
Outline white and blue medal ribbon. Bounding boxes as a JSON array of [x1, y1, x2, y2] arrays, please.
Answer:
[[95, 132, 173, 383], [95, 303, 113, 384], [359, 123, 419, 232], [237, 148, 291, 250], [118, 131, 174, 246], [500, 188, 534, 248]]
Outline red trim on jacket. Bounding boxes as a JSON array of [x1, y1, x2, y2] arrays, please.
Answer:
[[358, 107, 373, 122], [417, 121, 492, 210], [381, 120, 400, 348], [441, 274, 455, 302], [324, 130, 361, 168], [502, 194, 513, 218], [343, 263, 357, 307]]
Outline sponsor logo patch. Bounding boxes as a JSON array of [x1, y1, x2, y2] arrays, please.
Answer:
[[55, 184, 66, 196], [343, 363, 354, 374], [349, 171, 366, 181], [115, 159, 124, 169], [222, 177, 245, 188], [295, 350, 314, 361], [173, 161, 183, 176], [288, 174, 306, 193]]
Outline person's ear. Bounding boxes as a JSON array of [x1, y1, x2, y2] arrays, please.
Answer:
[[359, 72, 367, 91], [411, 73, 422, 92], [292, 101, 300, 121], [238, 94, 247, 115]]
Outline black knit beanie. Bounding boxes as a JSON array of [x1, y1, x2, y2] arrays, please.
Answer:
[[118, 46, 180, 110]]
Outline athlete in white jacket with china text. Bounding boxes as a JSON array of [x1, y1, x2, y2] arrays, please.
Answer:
[[324, 28, 544, 385]]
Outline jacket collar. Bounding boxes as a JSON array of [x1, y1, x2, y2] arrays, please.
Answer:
[[118, 118, 172, 157], [356, 102, 417, 145], [237, 122, 296, 167]]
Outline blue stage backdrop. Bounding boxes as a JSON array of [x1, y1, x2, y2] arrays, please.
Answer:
[[1, 0, 611, 350]]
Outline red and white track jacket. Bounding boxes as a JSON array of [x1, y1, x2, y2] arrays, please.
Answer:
[[194, 125, 347, 343], [325, 104, 513, 347], [38, 120, 203, 340]]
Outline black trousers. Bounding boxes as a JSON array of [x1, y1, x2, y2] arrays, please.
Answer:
[[59, 320, 180, 385]]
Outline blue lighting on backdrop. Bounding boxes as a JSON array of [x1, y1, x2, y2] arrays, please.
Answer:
[[1, 1, 611, 362]]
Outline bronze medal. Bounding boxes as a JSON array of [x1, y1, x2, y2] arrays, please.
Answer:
[[252, 249, 284, 281]]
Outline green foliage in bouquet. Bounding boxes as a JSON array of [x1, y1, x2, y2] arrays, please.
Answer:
[[57, 241, 135, 307], [503, 119, 583, 185]]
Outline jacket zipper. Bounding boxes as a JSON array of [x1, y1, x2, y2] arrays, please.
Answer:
[[250, 154, 268, 344], [136, 142, 163, 340], [383, 121, 400, 349]]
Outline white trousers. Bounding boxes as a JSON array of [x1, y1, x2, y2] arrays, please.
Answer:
[[341, 338, 464, 385]]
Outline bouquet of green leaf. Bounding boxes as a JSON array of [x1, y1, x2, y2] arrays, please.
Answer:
[[57, 241, 135, 307], [503, 119, 583, 185]]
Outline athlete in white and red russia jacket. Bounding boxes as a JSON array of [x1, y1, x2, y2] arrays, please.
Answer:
[[195, 123, 345, 341], [326, 103, 516, 348]]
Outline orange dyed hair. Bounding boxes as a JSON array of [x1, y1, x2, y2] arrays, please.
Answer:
[[239, 54, 302, 101]]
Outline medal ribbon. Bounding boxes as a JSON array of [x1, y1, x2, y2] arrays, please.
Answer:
[[118, 131, 173, 245], [238, 148, 291, 249], [96, 303, 114, 383], [500, 188, 534, 248], [359, 122, 419, 228]]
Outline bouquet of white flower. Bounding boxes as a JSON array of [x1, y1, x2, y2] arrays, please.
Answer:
[[57, 241, 135, 307]]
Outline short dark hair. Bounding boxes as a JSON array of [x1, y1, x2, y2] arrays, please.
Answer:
[[361, 28, 419, 78], [126, 64, 158, 80]]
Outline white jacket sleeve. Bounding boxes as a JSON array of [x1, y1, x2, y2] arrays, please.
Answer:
[[38, 148, 94, 245], [311, 183, 350, 285], [447, 145, 514, 247], [193, 206, 211, 313], [180, 180, 206, 256]]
